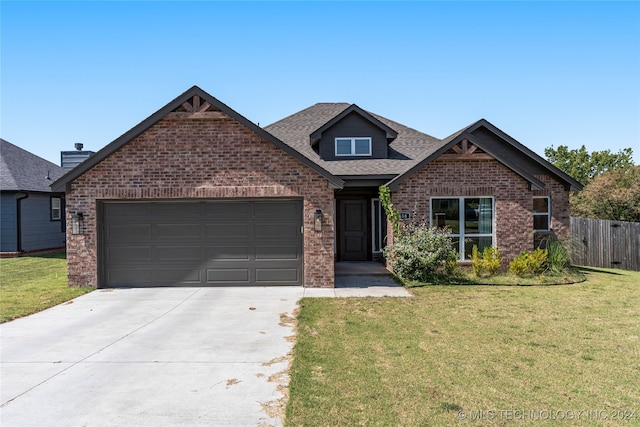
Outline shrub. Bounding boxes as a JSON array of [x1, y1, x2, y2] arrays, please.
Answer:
[[471, 245, 502, 277], [509, 248, 548, 276], [545, 239, 570, 273], [384, 223, 458, 282], [444, 259, 459, 276]]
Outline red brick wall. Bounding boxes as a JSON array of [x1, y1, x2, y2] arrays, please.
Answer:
[[392, 159, 571, 263], [65, 116, 335, 288]]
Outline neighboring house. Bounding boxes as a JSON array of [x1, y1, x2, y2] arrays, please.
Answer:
[[1, 139, 66, 255], [52, 86, 582, 288]]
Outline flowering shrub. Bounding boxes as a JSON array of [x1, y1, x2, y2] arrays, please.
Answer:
[[384, 223, 458, 282]]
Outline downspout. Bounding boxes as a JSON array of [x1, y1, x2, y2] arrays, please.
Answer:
[[16, 192, 29, 252]]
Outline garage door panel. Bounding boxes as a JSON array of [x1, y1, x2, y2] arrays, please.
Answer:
[[107, 224, 152, 240], [154, 268, 201, 284], [206, 223, 251, 238], [255, 246, 299, 260], [156, 246, 202, 261], [108, 269, 154, 285], [156, 202, 202, 217], [105, 203, 153, 217], [107, 246, 152, 263], [206, 246, 250, 260], [101, 200, 302, 287], [156, 224, 201, 239], [206, 269, 250, 284], [256, 268, 299, 283], [255, 223, 299, 238]]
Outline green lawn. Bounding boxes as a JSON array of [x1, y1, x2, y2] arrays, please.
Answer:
[[0, 251, 92, 323], [287, 267, 640, 426]]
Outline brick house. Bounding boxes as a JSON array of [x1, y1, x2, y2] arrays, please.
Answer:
[[52, 86, 582, 288]]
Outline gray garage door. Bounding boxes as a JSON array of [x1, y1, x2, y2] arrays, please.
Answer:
[[100, 200, 303, 287]]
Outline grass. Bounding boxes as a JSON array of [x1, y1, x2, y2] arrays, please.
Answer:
[[0, 251, 92, 323], [286, 267, 640, 426]]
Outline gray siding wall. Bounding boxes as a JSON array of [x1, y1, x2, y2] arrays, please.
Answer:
[[319, 112, 388, 160], [1, 194, 18, 252], [18, 193, 66, 251]]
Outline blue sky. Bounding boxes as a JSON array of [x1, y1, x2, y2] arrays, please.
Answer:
[[2, 1, 639, 166]]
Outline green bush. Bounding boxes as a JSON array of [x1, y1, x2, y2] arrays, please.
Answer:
[[545, 239, 570, 273], [509, 248, 548, 276], [471, 245, 503, 277], [444, 259, 459, 276], [384, 223, 458, 282]]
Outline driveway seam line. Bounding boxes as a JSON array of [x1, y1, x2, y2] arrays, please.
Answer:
[[0, 288, 202, 408]]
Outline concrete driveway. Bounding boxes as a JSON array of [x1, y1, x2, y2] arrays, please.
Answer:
[[0, 287, 304, 427]]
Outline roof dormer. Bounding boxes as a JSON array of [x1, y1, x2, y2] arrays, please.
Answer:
[[310, 104, 398, 160]]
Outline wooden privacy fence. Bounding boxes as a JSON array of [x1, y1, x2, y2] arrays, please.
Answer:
[[570, 217, 640, 271]]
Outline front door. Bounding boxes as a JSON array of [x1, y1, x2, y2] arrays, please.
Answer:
[[339, 199, 368, 261]]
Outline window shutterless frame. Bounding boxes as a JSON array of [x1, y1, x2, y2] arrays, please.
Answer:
[[533, 196, 551, 231], [335, 137, 372, 156], [430, 196, 495, 261], [50, 196, 62, 221], [371, 198, 384, 253]]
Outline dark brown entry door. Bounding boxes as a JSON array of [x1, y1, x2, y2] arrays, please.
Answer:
[[339, 199, 368, 261]]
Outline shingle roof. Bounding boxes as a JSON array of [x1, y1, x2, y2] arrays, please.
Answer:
[[49, 86, 583, 193], [264, 103, 443, 177], [1, 139, 65, 193], [266, 106, 583, 192], [52, 86, 344, 192]]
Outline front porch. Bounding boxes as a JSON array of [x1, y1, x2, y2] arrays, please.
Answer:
[[301, 261, 409, 297], [334, 187, 387, 262]]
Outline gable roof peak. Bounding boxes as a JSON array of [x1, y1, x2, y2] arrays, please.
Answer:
[[310, 103, 398, 143], [51, 86, 344, 192], [386, 118, 583, 192]]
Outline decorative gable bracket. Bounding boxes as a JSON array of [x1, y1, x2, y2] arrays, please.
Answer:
[[439, 138, 493, 160], [167, 95, 228, 120]]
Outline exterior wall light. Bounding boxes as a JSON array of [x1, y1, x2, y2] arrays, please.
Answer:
[[314, 209, 323, 232], [71, 212, 84, 235]]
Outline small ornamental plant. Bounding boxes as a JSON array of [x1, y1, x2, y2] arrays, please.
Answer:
[[544, 239, 571, 273], [509, 248, 548, 276], [470, 245, 502, 277]]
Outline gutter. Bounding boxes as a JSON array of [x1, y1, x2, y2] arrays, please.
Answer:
[[16, 192, 29, 252]]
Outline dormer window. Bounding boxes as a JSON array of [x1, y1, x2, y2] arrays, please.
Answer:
[[335, 137, 372, 157]]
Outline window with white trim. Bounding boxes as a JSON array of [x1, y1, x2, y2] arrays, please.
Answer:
[[371, 198, 385, 253], [335, 137, 372, 156], [533, 196, 551, 231], [51, 197, 61, 221], [431, 197, 494, 260]]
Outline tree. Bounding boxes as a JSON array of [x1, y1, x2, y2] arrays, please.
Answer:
[[544, 145, 635, 185], [571, 166, 640, 222]]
